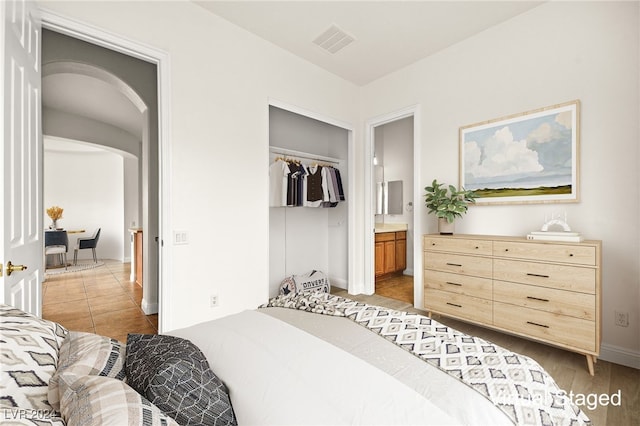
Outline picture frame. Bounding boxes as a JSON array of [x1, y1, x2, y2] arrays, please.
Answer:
[[460, 100, 580, 205]]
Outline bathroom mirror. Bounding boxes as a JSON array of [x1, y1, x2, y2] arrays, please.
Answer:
[[376, 180, 403, 215]]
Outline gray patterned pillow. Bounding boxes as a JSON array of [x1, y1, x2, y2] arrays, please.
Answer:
[[126, 334, 237, 426], [57, 373, 178, 425], [0, 304, 67, 411], [48, 331, 126, 410]]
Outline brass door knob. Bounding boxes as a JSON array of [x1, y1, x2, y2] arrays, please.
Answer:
[[6, 261, 27, 276]]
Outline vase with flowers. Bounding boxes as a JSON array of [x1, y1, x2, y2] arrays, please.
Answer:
[[46, 206, 63, 229]]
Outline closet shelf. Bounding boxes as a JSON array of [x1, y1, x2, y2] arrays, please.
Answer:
[[269, 146, 341, 165]]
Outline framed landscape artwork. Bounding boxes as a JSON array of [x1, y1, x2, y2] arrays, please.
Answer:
[[460, 100, 580, 205]]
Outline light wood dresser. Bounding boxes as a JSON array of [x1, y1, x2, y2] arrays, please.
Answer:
[[423, 234, 602, 375]]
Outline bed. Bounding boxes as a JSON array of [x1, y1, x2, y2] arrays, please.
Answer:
[[1, 293, 591, 425], [171, 292, 591, 426]]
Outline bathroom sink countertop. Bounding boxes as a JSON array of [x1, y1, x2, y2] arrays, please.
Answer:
[[374, 223, 408, 233]]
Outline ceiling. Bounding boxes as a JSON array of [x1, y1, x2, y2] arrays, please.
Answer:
[[43, 73, 143, 138], [195, 1, 544, 86], [42, 1, 544, 148]]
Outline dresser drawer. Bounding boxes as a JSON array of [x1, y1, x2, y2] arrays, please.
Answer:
[[424, 270, 492, 299], [493, 241, 596, 266], [425, 288, 492, 324], [494, 302, 595, 352], [494, 281, 595, 320], [424, 252, 492, 278], [424, 236, 492, 255], [493, 259, 595, 293]]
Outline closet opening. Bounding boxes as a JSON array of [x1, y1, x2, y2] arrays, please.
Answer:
[[268, 102, 354, 298]]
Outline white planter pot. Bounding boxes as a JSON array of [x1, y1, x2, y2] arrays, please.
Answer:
[[438, 218, 455, 235]]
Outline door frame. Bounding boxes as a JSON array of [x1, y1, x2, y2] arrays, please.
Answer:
[[364, 105, 422, 307], [39, 9, 173, 332]]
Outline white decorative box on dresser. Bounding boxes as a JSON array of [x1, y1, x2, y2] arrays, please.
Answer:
[[423, 234, 602, 375]]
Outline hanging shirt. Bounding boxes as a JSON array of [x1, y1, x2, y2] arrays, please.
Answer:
[[334, 168, 345, 201], [322, 167, 341, 208], [296, 166, 307, 206], [306, 165, 324, 207], [286, 162, 303, 206], [269, 159, 290, 207]]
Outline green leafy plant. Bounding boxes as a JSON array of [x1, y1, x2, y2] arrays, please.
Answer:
[[424, 179, 477, 223]]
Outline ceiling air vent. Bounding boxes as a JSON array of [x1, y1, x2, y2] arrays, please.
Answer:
[[312, 24, 354, 54]]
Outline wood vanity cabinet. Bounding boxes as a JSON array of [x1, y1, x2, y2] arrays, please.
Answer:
[[423, 234, 602, 375], [375, 231, 407, 278]]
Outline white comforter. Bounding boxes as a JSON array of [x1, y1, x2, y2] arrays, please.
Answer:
[[171, 308, 512, 425]]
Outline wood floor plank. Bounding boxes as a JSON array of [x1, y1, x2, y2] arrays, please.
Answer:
[[607, 363, 640, 425]]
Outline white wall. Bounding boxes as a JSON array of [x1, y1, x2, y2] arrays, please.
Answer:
[[40, 0, 361, 330], [360, 1, 640, 367], [44, 145, 125, 262]]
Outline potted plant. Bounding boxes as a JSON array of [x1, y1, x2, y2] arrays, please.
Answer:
[[424, 179, 476, 234]]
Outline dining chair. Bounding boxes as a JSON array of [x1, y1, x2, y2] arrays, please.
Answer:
[[73, 228, 101, 265], [44, 230, 69, 269]]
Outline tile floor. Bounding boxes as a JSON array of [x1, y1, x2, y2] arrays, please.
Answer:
[[42, 260, 158, 343]]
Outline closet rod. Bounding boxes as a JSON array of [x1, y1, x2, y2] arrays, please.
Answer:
[[269, 146, 341, 165]]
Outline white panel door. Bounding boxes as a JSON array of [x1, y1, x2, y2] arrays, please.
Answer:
[[1, 0, 43, 316]]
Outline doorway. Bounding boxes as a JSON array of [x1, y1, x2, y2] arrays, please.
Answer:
[[365, 106, 422, 308], [268, 99, 356, 296], [40, 10, 171, 331]]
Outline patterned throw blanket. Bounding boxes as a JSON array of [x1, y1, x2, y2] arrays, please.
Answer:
[[261, 292, 591, 426]]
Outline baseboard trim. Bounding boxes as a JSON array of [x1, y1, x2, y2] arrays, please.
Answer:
[[330, 276, 348, 290], [599, 343, 640, 369], [141, 298, 158, 315]]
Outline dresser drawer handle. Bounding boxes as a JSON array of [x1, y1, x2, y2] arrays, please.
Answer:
[[526, 296, 550, 302], [446, 302, 462, 308], [526, 273, 550, 278], [446, 281, 462, 287], [446, 262, 463, 267], [526, 321, 549, 329]]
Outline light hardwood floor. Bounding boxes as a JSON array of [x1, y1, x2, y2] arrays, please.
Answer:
[[355, 275, 640, 426], [42, 260, 157, 343]]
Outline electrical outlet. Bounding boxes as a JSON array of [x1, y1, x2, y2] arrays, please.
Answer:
[[615, 311, 629, 327], [210, 294, 219, 308]]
